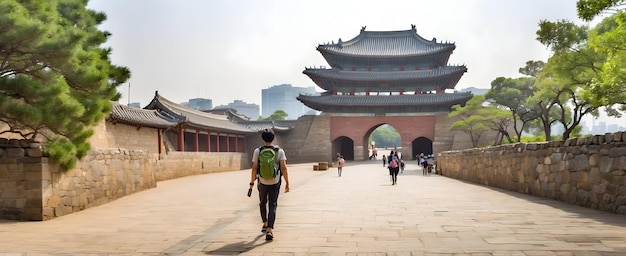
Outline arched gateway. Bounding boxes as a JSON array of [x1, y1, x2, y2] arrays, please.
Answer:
[[297, 25, 472, 161]]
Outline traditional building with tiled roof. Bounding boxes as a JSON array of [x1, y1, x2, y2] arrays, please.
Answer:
[[144, 91, 257, 152], [298, 24, 472, 113]]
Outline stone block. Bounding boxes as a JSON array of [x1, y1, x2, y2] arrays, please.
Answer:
[[5, 148, 24, 157], [605, 133, 614, 143], [589, 154, 601, 166], [600, 156, 615, 173], [47, 195, 61, 208], [25, 148, 42, 157]]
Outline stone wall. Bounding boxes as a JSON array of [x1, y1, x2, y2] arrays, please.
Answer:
[[156, 151, 247, 181], [276, 115, 333, 163], [0, 142, 248, 221], [90, 121, 162, 154], [42, 148, 157, 221], [0, 139, 46, 220], [0, 117, 249, 221], [437, 132, 626, 215]]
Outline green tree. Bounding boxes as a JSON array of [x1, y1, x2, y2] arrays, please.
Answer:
[[0, 1, 130, 169], [577, 0, 625, 21], [535, 19, 603, 140], [370, 125, 400, 148], [518, 60, 546, 77], [484, 74, 538, 142], [259, 110, 288, 120], [449, 95, 491, 147], [483, 105, 515, 145], [586, 13, 626, 115]]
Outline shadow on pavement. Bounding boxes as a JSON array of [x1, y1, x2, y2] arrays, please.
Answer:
[[205, 234, 267, 255]]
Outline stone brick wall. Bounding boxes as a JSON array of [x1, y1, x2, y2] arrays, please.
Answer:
[[276, 115, 333, 163], [0, 139, 46, 220], [0, 141, 158, 221], [156, 151, 247, 181], [437, 132, 626, 215], [0, 117, 250, 221], [0, 143, 248, 221], [90, 121, 162, 154], [42, 148, 158, 220]]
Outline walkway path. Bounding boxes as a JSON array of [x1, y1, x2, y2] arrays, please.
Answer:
[[1, 159, 625, 255]]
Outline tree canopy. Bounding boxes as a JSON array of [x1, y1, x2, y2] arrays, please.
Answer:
[[448, 95, 509, 147], [369, 125, 400, 148], [259, 110, 288, 121], [0, 0, 130, 169]]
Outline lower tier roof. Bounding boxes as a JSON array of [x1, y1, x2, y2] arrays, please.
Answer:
[[302, 66, 466, 91], [297, 92, 473, 113]]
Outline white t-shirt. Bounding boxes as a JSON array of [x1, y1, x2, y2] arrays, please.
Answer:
[[252, 146, 287, 185]]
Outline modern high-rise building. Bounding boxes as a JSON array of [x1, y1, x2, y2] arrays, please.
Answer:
[[128, 102, 141, 108], [214, 100, 260, 120], [188, 98, 213, 111], [262, 84, 318, 120]]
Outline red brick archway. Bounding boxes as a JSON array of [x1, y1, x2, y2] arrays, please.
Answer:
[[330, 115, 436, 161]]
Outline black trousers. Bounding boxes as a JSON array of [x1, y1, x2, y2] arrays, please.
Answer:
[[258, 180, 281, 229]]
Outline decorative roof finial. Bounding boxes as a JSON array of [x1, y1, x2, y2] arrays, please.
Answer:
[[361, 26, 366, 32], [411, 24, 416, 31]]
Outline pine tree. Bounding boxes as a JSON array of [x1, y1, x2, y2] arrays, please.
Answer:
[[0, 0, 130, 169]]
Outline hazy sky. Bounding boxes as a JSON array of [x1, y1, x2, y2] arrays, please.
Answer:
[[85, 0, 623, 126]]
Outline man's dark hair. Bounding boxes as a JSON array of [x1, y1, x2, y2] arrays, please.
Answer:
[[261, 129, 275, 142]]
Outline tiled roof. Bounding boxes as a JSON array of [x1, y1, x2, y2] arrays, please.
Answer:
[[297, 92, 473, 107], [318, 26, 455, 57], [203, 108, 251, 122], [107, 102, 178, 129], [144, 92, 257, 134], [303, 66, 467, 81], [235, 120, 295, 132]]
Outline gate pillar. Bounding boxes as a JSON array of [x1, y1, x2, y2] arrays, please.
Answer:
[[354, 145, 366, 161]]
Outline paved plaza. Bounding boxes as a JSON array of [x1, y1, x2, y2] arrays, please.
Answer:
[[1, 158, 625, 255]]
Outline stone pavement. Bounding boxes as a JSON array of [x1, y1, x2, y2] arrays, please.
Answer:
[[1, 159, 625, 256]]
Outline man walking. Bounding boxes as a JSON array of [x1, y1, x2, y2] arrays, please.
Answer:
[[249, 129, 290, 241], [337, 154, 345, 177]]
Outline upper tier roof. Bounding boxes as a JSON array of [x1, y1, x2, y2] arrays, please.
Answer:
[[303, 66, 467, 82], [317, 25, 455, 57]]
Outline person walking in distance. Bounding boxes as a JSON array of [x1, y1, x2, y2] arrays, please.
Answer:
[[337, 155, 345, 177], [390, 152, 400, 185], [418, 153, 429, 176], [382, 154, 387, 167], [387, 151, 394, 181], [249, 129, 290, 241]]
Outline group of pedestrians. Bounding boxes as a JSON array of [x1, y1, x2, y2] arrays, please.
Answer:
[[382, 151, 433, 184]]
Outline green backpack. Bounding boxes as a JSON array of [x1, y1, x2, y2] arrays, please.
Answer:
[[258, 146, 279, 178]]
